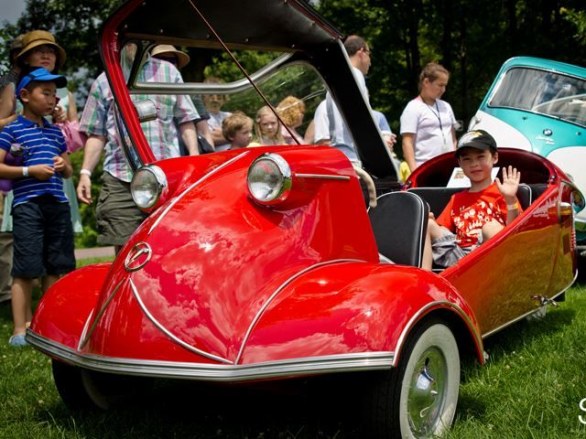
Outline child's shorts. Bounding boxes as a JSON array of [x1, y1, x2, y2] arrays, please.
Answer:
[[431, 231, 474, 268], [12, 195, 75, 278]]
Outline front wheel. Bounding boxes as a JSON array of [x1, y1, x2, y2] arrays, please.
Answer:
[[52, 360, 151, 411], [365, 320, 460, 438], [52, 360, 100, 410]]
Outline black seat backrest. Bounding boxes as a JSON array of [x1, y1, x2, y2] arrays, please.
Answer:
[[409, 183, 536, 216], [516, 183, 532, 209], [368, 191, 429, 267], [407, 187, 461, 217]]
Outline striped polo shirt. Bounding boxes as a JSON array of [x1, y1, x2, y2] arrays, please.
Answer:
[[0, 115, 68, 207]]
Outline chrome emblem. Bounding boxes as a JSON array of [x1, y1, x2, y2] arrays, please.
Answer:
[[124, 242, 152, 272]]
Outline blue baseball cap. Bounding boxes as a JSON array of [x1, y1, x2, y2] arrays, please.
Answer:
[[16, 67, 67, 96]]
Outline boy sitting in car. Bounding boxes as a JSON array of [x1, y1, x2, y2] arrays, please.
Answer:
[[422, 130, 521, 270]]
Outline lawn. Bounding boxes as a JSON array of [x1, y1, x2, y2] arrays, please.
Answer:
[[0, 260, 585, 438]]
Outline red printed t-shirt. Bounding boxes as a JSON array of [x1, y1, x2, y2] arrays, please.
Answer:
[[436, 182, 519, 248]]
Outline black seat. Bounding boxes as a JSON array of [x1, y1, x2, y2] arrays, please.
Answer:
[[368, 191, 429, 267], [516, 183, 532, 209], [409, 183, 535, 216], [407, 187, 461, 217]]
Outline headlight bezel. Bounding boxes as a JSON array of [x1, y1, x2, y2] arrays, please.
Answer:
[[247, 153, 292, 206], [130, 165, 167, 210]]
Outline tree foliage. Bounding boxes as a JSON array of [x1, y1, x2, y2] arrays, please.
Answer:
[[2, 0, 584, 128], [316, 0, 586, 134], [1, 0, 585, 246]]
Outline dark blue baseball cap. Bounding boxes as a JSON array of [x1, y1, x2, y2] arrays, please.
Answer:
[[456, 129, 497, 157], [16, 67, 67, 96]]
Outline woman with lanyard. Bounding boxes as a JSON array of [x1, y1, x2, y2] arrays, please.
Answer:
[[400, 62, 458, 173]]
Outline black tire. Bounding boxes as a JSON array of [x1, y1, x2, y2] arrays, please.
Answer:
[[52, 360, 152, 411], [364, 320, 460, 438], [52, 360, 100, 411]]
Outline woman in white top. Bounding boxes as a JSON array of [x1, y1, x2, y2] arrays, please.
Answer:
[[400, 62, 457, 172]]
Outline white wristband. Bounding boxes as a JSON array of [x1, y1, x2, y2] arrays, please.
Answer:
[[22, 166, 29, 177], [80, 169, 92, 177]]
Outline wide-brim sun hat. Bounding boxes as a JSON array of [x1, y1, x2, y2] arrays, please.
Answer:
[[151, 44, 190, 69], [16, 30, 67, 69]]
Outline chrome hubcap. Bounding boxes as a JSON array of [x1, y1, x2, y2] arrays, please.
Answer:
[[407, 347, 447, 435]]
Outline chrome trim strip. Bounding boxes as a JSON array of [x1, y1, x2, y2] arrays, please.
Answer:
[[27, 332, 393, 381], [80, 279, 125, 349], [129, 278, 232, 364], [148, 151, 250, 234], [294, 173, 351, 181], [393, 300, 483, 367], [235, 259, 368, 364], [78, 308, 95, 351]]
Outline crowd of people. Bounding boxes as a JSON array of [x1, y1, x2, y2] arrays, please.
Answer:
[[0, 29, 518, 347]]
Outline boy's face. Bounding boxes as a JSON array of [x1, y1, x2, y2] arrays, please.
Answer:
[[457, 148, 498, 183], [20, 81, 58, 117], [231, 123, 253, 148]]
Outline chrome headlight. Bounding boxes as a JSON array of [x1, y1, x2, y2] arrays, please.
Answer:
[[247, 153, 292, 205], [131, 165, 167, 209]]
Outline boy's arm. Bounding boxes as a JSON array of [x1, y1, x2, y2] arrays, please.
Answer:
[[54, 153, 73, 179], [495, 165, 521, 224], [0, 150, 53, 180], [435, 195, 455, 231]]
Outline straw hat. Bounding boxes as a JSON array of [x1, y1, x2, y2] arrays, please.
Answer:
[[16, 30, 66, 68], [151, 45, 190, 69]]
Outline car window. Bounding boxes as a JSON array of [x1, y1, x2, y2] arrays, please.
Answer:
[[489, 67, 586, 127], [126, 42, 330, 146]]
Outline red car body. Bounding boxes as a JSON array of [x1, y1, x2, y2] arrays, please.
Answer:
[[26, 0, 583, 436]]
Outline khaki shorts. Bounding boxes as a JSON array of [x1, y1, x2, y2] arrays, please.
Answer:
[[96, 172, 147, 246], [431, 232, 474, 268]]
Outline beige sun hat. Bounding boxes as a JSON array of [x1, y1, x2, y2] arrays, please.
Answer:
[[151, 45, 190, 69], [16, 30, 66, 68]]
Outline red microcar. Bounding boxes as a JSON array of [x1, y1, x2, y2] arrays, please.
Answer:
[[27, 0, 584, 437]]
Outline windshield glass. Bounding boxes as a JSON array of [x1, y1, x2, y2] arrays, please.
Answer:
[[489, 67, 586, 127], [125, 43, 333, 151]]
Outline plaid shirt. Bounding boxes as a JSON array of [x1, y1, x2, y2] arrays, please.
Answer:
[[80, 57, 198, 182]]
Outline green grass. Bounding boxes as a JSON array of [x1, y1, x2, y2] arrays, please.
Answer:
[[0, 263, 585, 438]]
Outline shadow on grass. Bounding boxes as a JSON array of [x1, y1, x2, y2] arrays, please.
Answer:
[[481, 307, 576, 357], [33, 377, 363, 439]]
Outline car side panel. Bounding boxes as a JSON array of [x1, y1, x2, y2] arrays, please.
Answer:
[[441, 186, 562, 334], [239, 263, 482, 364]]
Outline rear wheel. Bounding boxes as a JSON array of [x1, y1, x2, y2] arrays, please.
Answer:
[[365, 321, 460, 438]]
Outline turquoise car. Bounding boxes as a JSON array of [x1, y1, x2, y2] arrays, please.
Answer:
[[469, 56, 586, 249]]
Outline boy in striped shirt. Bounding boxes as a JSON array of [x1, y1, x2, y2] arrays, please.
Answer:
[[0, 67, 75, 346]]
